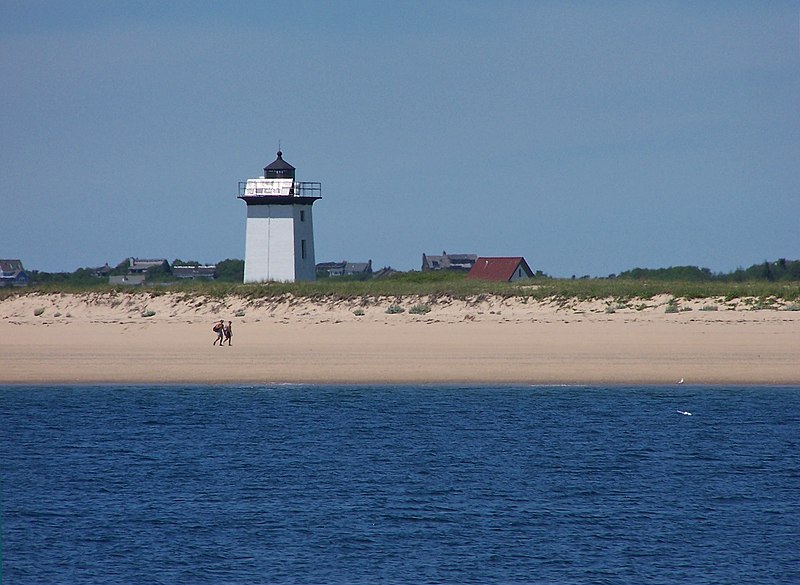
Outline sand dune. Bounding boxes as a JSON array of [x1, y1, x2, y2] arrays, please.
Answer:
[[2, 292, 798, 385]]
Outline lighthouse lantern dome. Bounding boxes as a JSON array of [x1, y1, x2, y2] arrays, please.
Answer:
[[263, 151, 295, 179]]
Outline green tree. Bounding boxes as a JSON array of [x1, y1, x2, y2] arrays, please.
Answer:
[[109, 258, 131, 276], [145, 261, 173, 281], [215, 259, 244, 282], [617, 266, 713, 281]]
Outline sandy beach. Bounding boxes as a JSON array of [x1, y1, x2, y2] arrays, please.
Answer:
[[1, 292, 798, 385]]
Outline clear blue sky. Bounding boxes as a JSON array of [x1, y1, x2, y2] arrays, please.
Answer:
[[2, 1, 798, 276]]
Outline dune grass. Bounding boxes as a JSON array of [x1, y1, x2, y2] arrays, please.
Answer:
[[2, 272, 799, 303]]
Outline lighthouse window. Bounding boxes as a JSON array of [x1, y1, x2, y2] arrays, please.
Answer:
[[300, 210, 305, 222], [301, 239, 307, 260]]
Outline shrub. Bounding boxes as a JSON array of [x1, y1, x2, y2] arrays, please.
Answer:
[[700, 305, 718, 311], [34, 308, 45, 316], [750, 299, 777, 310], [353, 308, 365, 316], [409, 304, 431, 314], [664, 300, 680, 314], [385, 304, 405, 314], [142, 310, 156, 318]]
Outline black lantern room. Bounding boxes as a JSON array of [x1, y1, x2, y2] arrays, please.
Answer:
[[263, 151, 295, 180]]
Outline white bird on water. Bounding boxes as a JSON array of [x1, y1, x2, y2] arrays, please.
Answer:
[[678, 378, 684, 384], [676, 410, 692, 416]]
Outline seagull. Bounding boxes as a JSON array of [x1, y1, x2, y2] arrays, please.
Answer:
[[676, 410, 692, 416], [677, 378, 684, 384]]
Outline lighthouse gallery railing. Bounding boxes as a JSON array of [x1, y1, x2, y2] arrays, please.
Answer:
[[238, 181, 322, 198]]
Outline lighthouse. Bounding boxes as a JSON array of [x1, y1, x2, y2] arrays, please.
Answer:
[[238, 151, 322, 283]]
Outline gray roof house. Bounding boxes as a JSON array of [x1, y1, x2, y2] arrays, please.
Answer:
[[109, 274, 147, 286], [109, 257, 168, 285], [92, 264, 111, 277], [0, 259, 29, 287], [172, 265, 216, 279], [128, 258, 168, 273], [421, 252, 477, 271], [316, 260, 373, 278]]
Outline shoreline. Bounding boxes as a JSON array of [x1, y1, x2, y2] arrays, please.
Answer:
[[0, 380, 800, 390], [2, 292, 799, 386]]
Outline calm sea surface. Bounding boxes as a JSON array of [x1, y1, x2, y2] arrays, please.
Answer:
[[2, 385, 799, 584]]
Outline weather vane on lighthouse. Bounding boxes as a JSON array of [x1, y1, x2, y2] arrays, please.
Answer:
[[237, 150, 322, 283]]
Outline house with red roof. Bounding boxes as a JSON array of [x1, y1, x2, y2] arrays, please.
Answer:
[[466, 257, 533, 282]]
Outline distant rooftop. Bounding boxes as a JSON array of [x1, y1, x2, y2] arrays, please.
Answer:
[[422, 252, 477, 271]]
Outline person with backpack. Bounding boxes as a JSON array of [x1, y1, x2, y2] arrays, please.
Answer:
[[212, 319, 225, 346]]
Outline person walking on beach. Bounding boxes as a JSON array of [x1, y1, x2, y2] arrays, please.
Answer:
[[223, 321, 233, 346], [213, 319, 225, 346]]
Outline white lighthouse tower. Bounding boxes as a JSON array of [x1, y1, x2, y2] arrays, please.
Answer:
[[238, 151, 322, 283]]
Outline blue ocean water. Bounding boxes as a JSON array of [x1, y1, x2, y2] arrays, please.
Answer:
[[1, 385, 799, 584]]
